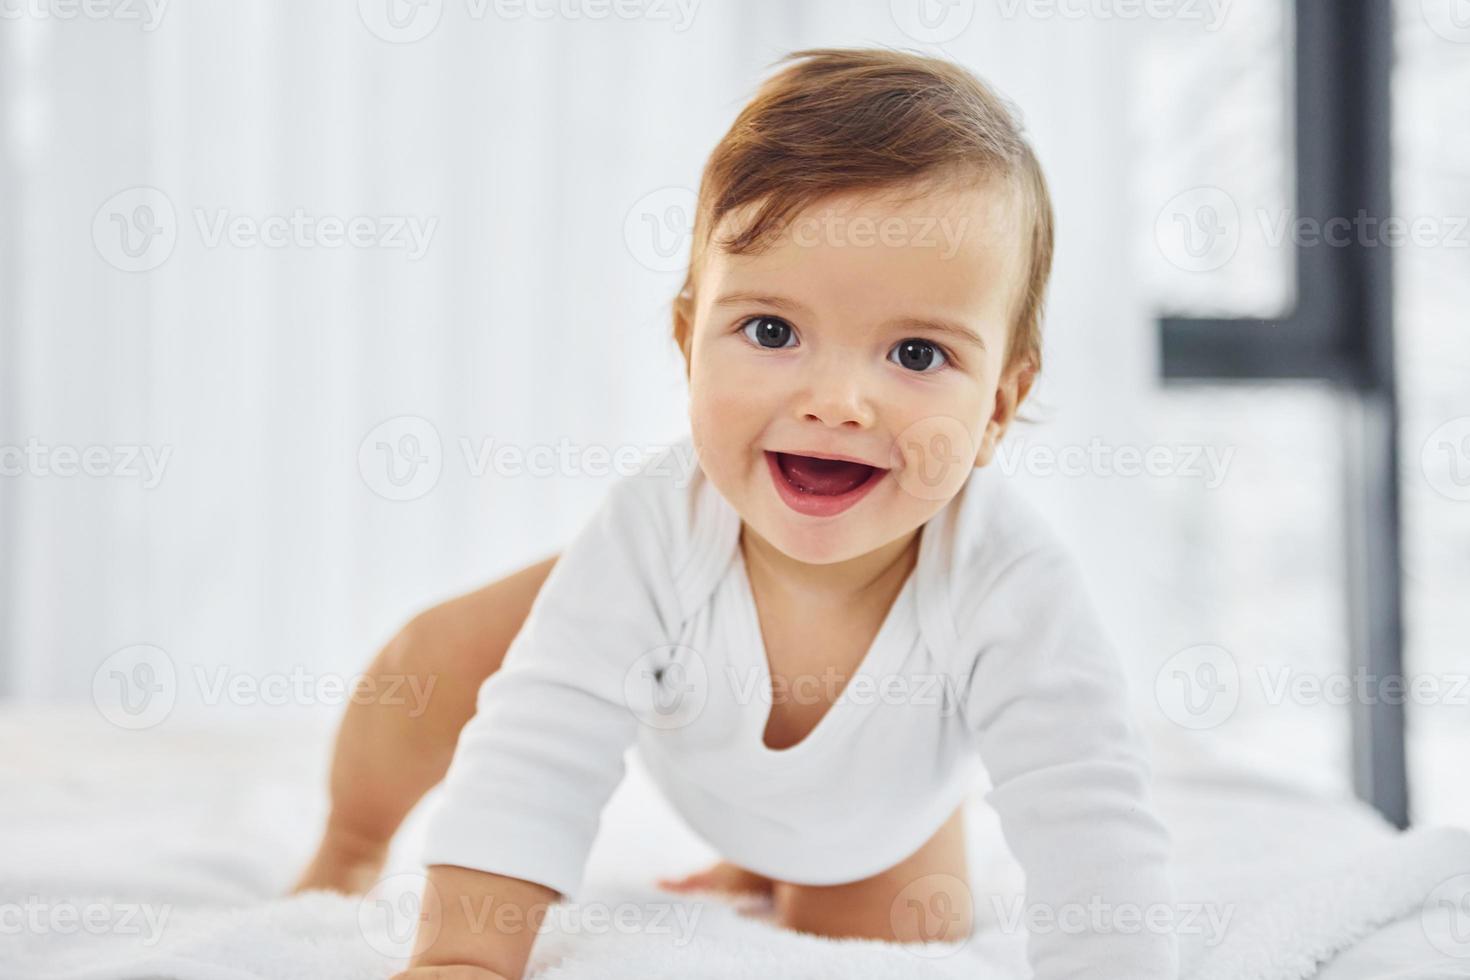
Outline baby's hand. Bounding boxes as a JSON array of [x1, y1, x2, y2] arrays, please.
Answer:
[[657, 859, 774, 897], [398, 864, 558, 980]]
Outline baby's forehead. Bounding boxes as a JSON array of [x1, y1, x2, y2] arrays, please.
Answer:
[[806, 176, 1019, 226], [713, 176, 1027, 270], [706, 178, 1028, 315]]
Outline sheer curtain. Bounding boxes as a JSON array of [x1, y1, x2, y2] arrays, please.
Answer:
[[0, 1, 1196, 718]]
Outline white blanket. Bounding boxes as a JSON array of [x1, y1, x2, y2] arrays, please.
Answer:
[[4, 708, 1469, 979]]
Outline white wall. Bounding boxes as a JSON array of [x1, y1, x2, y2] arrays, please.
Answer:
[[3, 2, 1464, 828]]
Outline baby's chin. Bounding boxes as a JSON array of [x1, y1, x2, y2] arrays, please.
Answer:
[[757, 526, 895, 566]]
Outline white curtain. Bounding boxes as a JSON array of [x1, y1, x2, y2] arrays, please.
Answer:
[[19, 0, 1465, 811], [1, 0, 1177, 709], [0, 2, 777, 700]]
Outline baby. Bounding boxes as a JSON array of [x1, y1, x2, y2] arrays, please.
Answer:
[[295, 47, 1178, 980]]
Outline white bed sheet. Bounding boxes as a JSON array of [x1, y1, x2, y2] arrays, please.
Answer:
[[2, 705, 1466, 979]]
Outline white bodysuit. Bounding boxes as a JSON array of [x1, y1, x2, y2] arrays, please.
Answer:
[[422, 435, 1179, 977]]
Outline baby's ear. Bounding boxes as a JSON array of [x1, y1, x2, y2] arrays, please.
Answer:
[[974, 358, 1037, 467]]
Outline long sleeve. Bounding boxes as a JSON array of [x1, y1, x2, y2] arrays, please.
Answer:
[[420, 467, 684, 900], [959, 545, 1179, 979]]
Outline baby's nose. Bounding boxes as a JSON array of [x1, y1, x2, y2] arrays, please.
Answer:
[[797, 363, 876, 429]]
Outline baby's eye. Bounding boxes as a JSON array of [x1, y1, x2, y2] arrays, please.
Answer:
[[741, 315, 797, 349], [889, 338, 948, 373]]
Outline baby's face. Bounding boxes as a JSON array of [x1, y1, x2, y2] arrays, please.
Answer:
[[685, 178, 1032, 566]]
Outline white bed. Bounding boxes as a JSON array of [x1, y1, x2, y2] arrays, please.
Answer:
[[4, 706, 1469, 979]]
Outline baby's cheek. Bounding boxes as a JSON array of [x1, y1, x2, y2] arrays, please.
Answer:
[[687, 384, 751, 471], [690, 354, 771, 431]]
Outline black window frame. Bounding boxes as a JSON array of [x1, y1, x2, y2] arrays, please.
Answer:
[[1158, 0, 1407, 827]]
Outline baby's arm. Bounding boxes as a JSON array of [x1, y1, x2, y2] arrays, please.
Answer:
[[401, 466, 683, 978], [292, 555, 558, 895], [961, 547, 1179, 979]]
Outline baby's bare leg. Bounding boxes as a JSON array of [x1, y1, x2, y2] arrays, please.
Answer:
[[772, 803, 973, 944], [291, 554, 558, 895]]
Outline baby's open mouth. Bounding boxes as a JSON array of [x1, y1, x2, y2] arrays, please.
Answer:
[[769, 451, 886, 496]]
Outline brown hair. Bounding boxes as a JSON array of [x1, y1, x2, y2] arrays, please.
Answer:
[[672, 46, 1054, 379]]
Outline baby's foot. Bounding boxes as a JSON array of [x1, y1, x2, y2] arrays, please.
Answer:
[[657, 860, 774, 897], [289, 829, 389, 896], [291, 853, 383, 896]]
